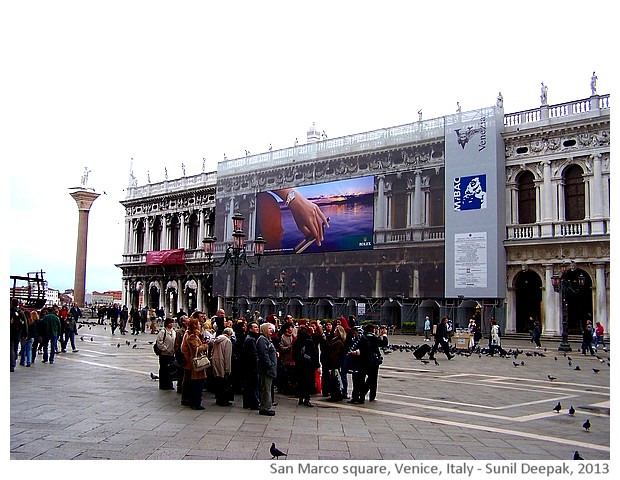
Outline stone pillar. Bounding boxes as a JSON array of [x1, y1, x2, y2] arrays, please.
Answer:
[[594, 263, 607, 327], [413, 170, 422, 226], [69, 189, 100, 307], [591, 154, 605, 234], [543, 264, 560, 335]]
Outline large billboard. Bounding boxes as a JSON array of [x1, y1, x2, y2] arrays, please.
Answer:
[[256, 176, 375, 255], [444, 107, 506, 298]]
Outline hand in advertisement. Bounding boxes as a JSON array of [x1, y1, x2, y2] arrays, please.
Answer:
[[288, 192, 329, 246], [295, 217, 330, 253]]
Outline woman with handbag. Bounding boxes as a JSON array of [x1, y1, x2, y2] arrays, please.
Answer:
[[181, 317, 211, 410]]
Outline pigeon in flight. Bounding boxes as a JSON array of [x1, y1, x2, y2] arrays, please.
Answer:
[[592, 368, 600, 374], [573, 451, 584, 460], [568, 406, 575, 416], [270, 443, 287, 459], [574, 366, 581, 371], [583, 419, 591, 431], [150, 373, 159, 380], [553, 402, 562, 413]]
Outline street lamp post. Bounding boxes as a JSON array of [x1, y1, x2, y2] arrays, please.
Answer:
[[202, 212, 265, 320], [273, 270, 297, 317], [551, 269, 586, 352]]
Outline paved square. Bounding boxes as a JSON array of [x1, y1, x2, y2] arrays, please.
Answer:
[[10, 324, 609, 462]]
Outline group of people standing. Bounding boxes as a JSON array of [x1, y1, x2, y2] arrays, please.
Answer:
[[154, 311, 390, 415], [10, 299, 83, 372]]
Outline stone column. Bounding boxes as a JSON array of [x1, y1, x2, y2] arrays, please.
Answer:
[[413, 170, 422, 226], [69, 189, 100, 307], [591, 154, 605, 234], [543, 264, 560, 335], [594, 263, 607, 327]]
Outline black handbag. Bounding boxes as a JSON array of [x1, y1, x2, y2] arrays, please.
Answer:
[[153, 331, 166, 355], [371, 352, 383, 365]]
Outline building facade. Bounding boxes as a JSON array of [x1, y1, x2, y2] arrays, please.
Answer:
[[117, 92, 610, 337]]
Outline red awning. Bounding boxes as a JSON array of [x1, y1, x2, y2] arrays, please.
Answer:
[[146, 249, 185, 265]]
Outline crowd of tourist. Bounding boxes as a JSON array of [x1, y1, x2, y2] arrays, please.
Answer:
[[156, 309, 390, 414], [10, 299, 391, 416]]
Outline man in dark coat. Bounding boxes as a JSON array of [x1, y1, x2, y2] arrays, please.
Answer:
[[429, 316, 454, 360], [241, 322, 260, 410], [40, 306, 62, 364], [362, 324, 389, 402], [10, 299, 28, 372]]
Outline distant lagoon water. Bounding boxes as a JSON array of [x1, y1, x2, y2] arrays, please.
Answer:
[[269, 193, 375, 255]]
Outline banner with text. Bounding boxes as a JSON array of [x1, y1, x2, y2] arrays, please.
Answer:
[[444, 107, 506, 298]]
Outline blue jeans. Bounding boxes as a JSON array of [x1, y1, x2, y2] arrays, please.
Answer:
[[43, 336, 58, 363], [594, 335, 607, 350], [62, 329, 76, 351], [20, 338, 33, 365]]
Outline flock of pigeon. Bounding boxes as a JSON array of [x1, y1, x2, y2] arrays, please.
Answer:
[[77, 322, 607, 461], [382, 340, 609, 461]]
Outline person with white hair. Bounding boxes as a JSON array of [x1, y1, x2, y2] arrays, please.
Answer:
[[212, 327, 234, 406], [256, 323, 278, 415]]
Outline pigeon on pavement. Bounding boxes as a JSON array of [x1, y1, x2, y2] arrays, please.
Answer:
[[553, 402, 562, 413], [583, 419, 591, 431], [150, 373, 159, 380], [573, 451, 584, 460], [568, 406, 575, 416], [270, 443, 287, 459]]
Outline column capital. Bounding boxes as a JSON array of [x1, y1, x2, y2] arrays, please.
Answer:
[[69, 188, 100, 211]]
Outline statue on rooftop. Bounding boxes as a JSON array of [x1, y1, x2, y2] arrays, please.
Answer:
[[590, 71, 598, 95], [540, 82, 548, 106]]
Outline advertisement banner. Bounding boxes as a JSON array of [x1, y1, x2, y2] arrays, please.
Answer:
[[255, 176, 375, 255], [444, 107, 506, 298]]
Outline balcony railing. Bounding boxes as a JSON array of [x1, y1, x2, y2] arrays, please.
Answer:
[[504, 94, 609, 128], [506, 219, 609, 240]]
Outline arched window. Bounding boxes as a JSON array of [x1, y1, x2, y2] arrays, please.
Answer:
[[517, 171, 536, 224], [169, 215, 180, 250], [135, 220, 146, 254], [152, 217, 162, 251], [188, 213, 200, 250], [429, 171, 444, 227], [564, 165, 585, 221]]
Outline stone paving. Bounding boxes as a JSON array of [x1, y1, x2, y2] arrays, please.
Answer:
[[10, 323, 610, 463]]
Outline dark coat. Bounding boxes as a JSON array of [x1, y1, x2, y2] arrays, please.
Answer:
[[241, 332, 259, 375], [256, 334, 277, 378], [292, 332, 320, 372]]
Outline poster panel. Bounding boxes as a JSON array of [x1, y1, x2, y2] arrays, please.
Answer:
[[256, 176, 375, 255]]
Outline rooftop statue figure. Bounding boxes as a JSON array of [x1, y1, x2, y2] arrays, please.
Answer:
[[540, 82, 548, 106]]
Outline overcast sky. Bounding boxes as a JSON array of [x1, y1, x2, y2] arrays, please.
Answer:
[[4, 0, 614, 295]]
